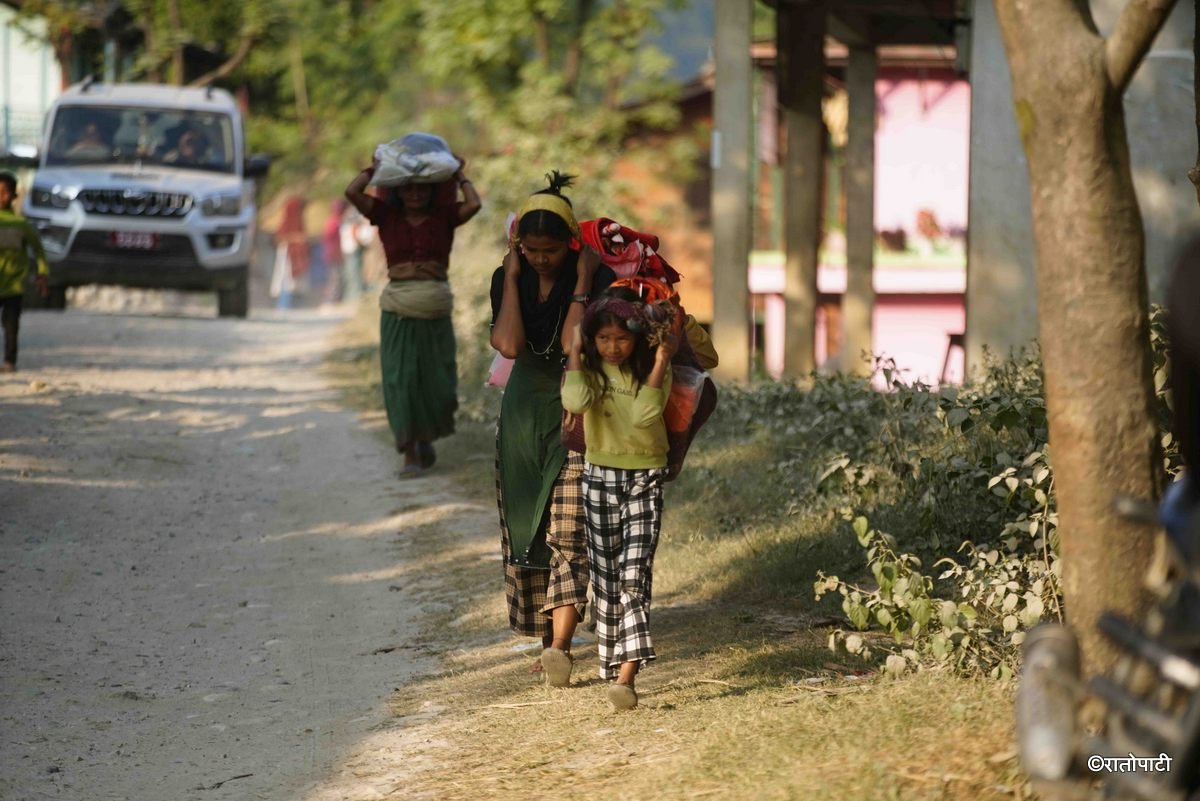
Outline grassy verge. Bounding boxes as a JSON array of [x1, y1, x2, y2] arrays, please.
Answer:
[[321, 234, 1025, 801]]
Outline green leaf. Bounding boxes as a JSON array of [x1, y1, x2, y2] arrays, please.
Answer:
[[875, 607, 894, 629], [852, 516, 869, 541], [910, 597, 933, 629], [1020, 597, 1044, 627], [946, 407, 970, 429], [847, 601, 870, 631]]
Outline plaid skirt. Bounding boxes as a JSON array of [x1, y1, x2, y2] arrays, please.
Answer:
[[500, 450, 590, 637]]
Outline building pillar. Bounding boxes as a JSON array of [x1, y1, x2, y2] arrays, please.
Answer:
[[778, 1, 825, 379], [842, 45, 877, 376], [709, 0, 754, 382]]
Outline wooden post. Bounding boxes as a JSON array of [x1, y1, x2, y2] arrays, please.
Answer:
[[778, 1, 826, 379], [843, 44, 877, 376], [710, 0, 753, 383]]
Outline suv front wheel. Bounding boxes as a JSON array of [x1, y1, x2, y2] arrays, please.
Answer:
[[217, 270, 248, 318]]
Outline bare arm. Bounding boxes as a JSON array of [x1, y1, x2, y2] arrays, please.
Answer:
[[344, 163, 378, 218], [560, 244, 601, 353], [565, 323, 583, 372], [645, 336, 677, 390], [560, 324, 595, 413], [490, 247, 526, 359], [452, 158, 482, 224]]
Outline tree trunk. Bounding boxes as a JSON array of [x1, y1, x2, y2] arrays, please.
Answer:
[[843, 45, 876, 377], [532, 12, 551, 69], [290, 38, 315, 153], [994, 0, 1175, 675], [562, 0, 595, 96], [777, 1, 824, 379], [1190, 0, 1199, 206], [166, 0, 185, 85]]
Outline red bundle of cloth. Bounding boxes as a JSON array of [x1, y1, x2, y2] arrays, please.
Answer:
[[579, 217, 682, 284]]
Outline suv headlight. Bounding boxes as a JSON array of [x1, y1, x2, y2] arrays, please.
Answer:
[[201, 194, 241, 216], [29, 185, 77, 209]]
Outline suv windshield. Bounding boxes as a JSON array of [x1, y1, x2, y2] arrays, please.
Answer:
[[46, 105, 236, 174]]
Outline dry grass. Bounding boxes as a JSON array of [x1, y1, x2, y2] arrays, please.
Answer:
[[320, 239, 1027, 801]]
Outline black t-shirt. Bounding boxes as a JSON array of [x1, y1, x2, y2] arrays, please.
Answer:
[[490, 250, 615, 358]]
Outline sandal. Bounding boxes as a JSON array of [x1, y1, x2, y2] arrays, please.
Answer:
[[540, 647, 574, 688], [398, 463, 424, 480], [607, 683, 638, 711]]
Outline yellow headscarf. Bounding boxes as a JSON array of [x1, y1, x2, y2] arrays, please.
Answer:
[[512, 193, 581, 243]]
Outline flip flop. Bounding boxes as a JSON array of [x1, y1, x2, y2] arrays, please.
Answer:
[[540, 647, 574, 688], [398, 464, 424, 480], [607, 683, 638, 711]]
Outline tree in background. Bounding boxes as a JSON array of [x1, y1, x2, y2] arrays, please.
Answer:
[[413, 0, 686, 224], [13, 0, 691, 217], [994, 0, 1178, 674]]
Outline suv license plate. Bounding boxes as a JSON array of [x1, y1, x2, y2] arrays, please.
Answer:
[[110, 231, 159, 250]]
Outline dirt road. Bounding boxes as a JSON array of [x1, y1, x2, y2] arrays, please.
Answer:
[[0, 306, 482, 801]]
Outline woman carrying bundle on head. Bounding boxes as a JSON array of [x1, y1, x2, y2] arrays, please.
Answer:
[[490, 172, 615, 686], [344, 150, 482, 477]]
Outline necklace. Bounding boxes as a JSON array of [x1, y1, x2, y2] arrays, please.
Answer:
[[528, 306, 564, 358]]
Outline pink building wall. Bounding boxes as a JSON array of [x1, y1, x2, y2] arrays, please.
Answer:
[[751, 259, 965, 385], [750, 73, 970, 385], [874, 78, 971, 235]]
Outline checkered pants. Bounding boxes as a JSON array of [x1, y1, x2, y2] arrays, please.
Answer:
[[500, 451, 589, 638], [582, 464, 667, 680]]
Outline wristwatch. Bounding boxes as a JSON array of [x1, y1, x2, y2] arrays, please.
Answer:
[[570, 293, 590, 305]]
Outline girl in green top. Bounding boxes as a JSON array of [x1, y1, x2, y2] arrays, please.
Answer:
[[562, 287, 677, 711]]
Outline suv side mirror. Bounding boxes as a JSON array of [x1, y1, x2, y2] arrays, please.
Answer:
[[0, 145, 40, 168], [244, 154, 271, 179]]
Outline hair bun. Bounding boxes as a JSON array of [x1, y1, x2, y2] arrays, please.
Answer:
[[544, 170, 576, 196]]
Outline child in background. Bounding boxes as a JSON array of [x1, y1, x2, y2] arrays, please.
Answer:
[[562, 287, 677, 710], [0, 172, 49, 372]]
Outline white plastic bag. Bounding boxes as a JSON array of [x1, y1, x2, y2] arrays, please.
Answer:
[[369, 132, 459, 187]]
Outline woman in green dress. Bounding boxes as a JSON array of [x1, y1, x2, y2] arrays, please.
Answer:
[[345, 155, 482, 476], [489, 173, 614, 686]]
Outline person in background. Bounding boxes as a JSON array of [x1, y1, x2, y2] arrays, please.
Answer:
[[0, 172, 49, 372], [66, 119, 110, 159], [344, 153, 481, 476], [321, 199, 348, 304], [270, 195, 309, 309], [339, 202, 373, 304]]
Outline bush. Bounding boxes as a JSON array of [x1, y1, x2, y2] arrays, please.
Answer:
[[777, 309, 1175, 678]]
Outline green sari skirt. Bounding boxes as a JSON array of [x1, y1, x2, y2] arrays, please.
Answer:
[[496, 349, 569, 568], [379, 311, 457, 450]]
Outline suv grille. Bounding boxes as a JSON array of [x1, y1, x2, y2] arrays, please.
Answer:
[[78, 189, 194, 218]]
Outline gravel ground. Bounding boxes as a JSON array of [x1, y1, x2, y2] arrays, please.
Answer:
[[0, 300, 485, 801]]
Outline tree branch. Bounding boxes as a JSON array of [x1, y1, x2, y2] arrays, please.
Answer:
[[166, 0, 185, 85], [1105, 0, 1179, 92], [188, 31, 258, 88], [563, 0, 595, 96], [532, 11, 551, 68]]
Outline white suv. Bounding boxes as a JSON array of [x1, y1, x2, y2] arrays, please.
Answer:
[[23, 80, 269, 317]]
